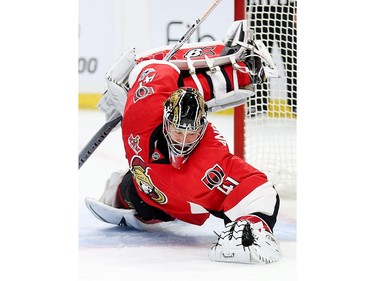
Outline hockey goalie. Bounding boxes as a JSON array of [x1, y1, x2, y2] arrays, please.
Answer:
[[85, 20, 282, 264]]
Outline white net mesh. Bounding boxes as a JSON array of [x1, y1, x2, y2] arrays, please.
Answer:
[[244, 0, 297, 198]]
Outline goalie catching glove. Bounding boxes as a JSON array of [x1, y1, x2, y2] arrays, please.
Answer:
[[209, 216, 282, 264]]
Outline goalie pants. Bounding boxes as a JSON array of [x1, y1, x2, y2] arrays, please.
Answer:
[[118, 170, 175, 222]]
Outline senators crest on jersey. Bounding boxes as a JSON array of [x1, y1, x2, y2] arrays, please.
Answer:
[[133, 85, 154, 103], [201, 164, 225, 190], [132, 67, 157, 103], [201, 164, 239, 195], [130, 156, 168, 205]]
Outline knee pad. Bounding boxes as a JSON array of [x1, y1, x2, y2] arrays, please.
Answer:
[[119, 170, 174, 222]]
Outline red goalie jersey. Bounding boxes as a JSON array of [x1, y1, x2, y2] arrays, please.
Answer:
[[121, 46, 279, 230]]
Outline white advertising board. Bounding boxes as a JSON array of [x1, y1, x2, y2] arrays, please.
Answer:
[[79, 0, 233, 95]]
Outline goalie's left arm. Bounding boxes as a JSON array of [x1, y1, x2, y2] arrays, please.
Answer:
[[209, 180, 282, 264], [207, 153, 282, 264]]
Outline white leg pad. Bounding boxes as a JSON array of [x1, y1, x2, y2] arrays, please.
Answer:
[[85, 197, 174, 232]]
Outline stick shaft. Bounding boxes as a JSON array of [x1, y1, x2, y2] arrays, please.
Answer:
[[163, 0, 222, 61], [79, 113, 122, 169]]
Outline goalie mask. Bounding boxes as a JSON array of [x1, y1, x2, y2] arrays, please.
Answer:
[[163, 87, 208, 169]]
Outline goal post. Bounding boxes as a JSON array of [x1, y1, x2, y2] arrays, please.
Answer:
[[233, 0, 246, 160], [234, 0, 297, 199]]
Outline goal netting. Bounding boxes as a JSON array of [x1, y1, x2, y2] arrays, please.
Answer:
[[235, 0, 297, 199]]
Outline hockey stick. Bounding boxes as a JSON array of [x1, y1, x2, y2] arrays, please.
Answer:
[[79, 113, 122, 169], [163, 0, 222, 61], [79, 0, 222, 169]]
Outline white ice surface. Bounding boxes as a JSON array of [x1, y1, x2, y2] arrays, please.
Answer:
[[79, 110, 296, 281]]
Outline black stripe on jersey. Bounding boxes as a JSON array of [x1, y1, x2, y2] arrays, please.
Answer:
[[178, 68, 214, 99], [200, 70, 214, 100], [220, 65, 232, 93], [177, 71, 187, 87]]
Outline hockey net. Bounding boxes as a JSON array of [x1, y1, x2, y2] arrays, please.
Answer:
[[234, 0, 297, 199]]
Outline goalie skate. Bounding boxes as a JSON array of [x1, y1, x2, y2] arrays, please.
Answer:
[[85, 197, 173, 232]]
